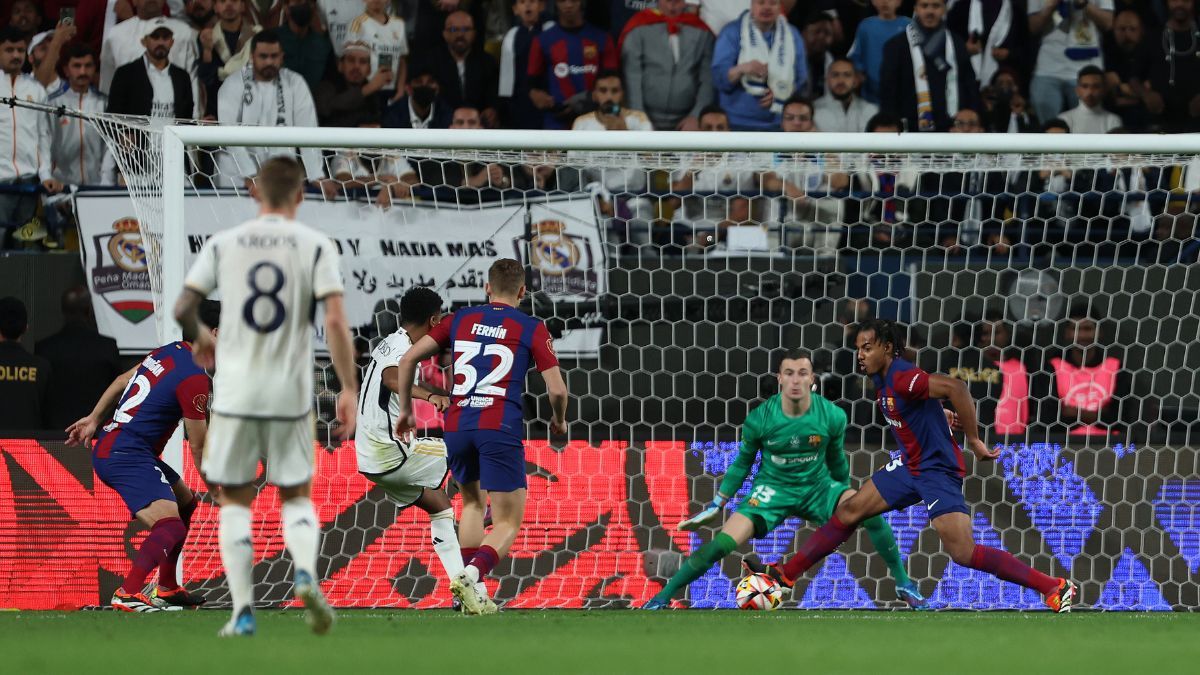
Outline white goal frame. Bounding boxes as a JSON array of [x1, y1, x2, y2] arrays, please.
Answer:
[[160, 127, 1200, 340]]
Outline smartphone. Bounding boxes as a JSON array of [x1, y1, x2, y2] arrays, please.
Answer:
[[60, 7, 75, 25], [379, 53, 394, 72]]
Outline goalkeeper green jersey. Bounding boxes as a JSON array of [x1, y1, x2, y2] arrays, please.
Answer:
[[717, 393, 849, 498]]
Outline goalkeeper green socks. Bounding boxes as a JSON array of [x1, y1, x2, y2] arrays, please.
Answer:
[[862, 515, 912, 587], [653, 532, 739, 602]]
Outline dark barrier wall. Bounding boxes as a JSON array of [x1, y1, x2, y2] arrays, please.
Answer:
[[1, 439, 1195, 610]]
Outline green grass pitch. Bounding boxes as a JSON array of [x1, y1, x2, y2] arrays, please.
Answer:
[[2, 610, 1196, 675]]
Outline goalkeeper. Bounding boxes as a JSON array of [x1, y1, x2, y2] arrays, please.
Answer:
[[643, 349, 927, 610]]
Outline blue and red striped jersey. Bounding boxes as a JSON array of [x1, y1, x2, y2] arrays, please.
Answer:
[[94, 342, 210, 458], [527, 22, 619, 129], [871, 357, 965, 477], [429, 303, 559, 434]]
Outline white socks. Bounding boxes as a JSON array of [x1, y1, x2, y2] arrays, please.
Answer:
[[430, 509, 465, 580], [282, 497, 320, 580], [464, 565, 481, 584], [218, 504, 254, 615]]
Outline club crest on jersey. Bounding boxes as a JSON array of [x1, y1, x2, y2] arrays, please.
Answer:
[[516, 220, 599, 298], [808, 435, 822, 447], [89, 218, 153, 325]]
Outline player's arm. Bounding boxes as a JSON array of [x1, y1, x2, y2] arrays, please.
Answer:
[[531, 322, 568, 435], [928, 373, 999, 461], [679, 414, 762, 531], [65, 365, 137, 446], [381, 365, 450, 412], [323, 293, 360, 439], [823, 406, 850, 483], [393, 335, 445, 436], [183, 417, 208, 469]]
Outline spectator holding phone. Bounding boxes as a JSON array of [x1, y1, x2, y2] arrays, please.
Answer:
[[1027, 0, 1113, 125], [348, 0, 408, 100]]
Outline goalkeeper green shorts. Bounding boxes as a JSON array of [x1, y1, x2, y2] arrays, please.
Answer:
[[735, 478, 853, 538]]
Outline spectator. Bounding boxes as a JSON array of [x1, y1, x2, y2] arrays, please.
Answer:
[[445, 106, 508, 189], [711, 0, 807, 131], [279, 0, 334, 92], [107, 18, 200, 120], [1102, 8, 1157, 131], [845, 112, 914, 248], [1032, 302, 1133, 438], [0, 27, 61, 251], [1058, 65, 1121, 133], [29, 19, 78, 95], [1148, 0, 1200, 133], [7, 0, 41, 42], [848, 0, 910, 104], [34, 287, 124, 431], [981, 67, 1038, 132], [183, 0, 217, 30], [498, 0, 547, 129], [318, 0, 364, 58], [0, 297, 51, 431], [620, 0, 714, 131], [944, 310, 1029, 436], [669, 105, 754, 248], [765, 95, 846, 254], [216, 30, 324, 189], [381, 66, 454, 129], [315, 40, 390, 127], [348, 0, 408, 98], [49, 45, 109, 186], [946, 0, 1016, 87], [880, 0, 979, 132], [410, 11, 499, 126], [1043, 116, 1069, 132], [528, 0, 619, 129], [409, 0, 486, 57], [99, 0, 197, 94], [1027, 0, 1114, 126], [570, 71, 654, 243], [813, 57, 878, 131], [197, 0, 261, 119], [800, 10, 834, 97]]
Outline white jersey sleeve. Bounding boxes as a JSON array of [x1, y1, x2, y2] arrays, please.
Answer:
[[355, 330, 417, 473], [188, 215, 343, 418]]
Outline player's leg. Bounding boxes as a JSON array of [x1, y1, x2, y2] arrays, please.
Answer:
[[269, 417, 334, 634], [93, 451, 186, 612], [755, 478, 896, 587], [150, 469, 207, 607], [645, 511, 757, 608], [412, 487, 466, 581], [929, 502, 1076, 612], [453, 479, 493, 610], [205, 414, 261, 636], [836, 487, 926, 609]]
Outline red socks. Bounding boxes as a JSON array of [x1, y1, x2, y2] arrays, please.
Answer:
[[968, 545, 1060, 596], [461, 547, 478, 567], [780, 515, 857, 582], [157, 499, 198, 591], [468, 545, 500, 578], [121, 517, 186, 595]]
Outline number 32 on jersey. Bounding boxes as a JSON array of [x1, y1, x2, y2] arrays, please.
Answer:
[[452, 340, 514, 400]]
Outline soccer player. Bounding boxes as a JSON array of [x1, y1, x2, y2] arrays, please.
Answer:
[[65, 300, 221, 612], [355, 286, 479, 602], [392, 259, 569, 615], [747, 319, 1078, 612], [643, 349, 927, 610], [175, 156, 360, 637]]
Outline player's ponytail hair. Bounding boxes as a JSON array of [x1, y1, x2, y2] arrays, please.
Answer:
[[856, 318, 906, 357]]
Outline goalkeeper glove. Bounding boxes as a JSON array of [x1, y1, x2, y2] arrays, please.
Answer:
[[678, 494, 728, 531]]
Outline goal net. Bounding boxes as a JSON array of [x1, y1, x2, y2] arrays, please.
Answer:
[[67, 110, 1200, 612]]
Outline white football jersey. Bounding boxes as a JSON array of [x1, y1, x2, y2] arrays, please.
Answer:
[[347, 13, 408, 90], [184, 215, 344, 418], [320, 0, 368, 56], [355, 329, 419, 473]]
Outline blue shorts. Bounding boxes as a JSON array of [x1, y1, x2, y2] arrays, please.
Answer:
[[444, 430, 527, 492], [871, 459, 968, 520], [93, 451, 180, 517]]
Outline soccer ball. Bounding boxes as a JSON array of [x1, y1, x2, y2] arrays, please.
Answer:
[[735, 573, 783, 610]]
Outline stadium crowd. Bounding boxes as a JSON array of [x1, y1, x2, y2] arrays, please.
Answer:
[[0, 0, 1198, 252]]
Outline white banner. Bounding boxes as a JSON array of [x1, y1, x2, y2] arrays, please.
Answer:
[[76, 191, 607, 357]]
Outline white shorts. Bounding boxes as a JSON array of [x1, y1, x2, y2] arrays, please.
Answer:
[[202, 413, 315, 487], [363, 438, 449, 507]]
